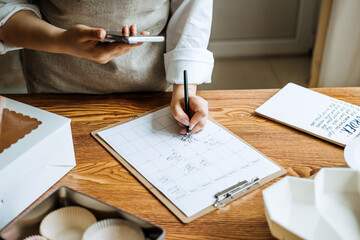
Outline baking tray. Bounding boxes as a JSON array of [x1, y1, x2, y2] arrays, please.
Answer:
[[0, 186, 165, 240]]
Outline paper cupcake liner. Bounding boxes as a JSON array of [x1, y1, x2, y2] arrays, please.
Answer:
[[40, 206, 96, 239], [23, 235, 47, 240], [82, 219, 145, 240]]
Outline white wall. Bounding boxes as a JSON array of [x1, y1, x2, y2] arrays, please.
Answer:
[[209, 0, 320, 57], [318, 0, 360, 87]]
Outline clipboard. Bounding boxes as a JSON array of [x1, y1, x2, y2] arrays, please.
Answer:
[[91, 106, 286, 223]]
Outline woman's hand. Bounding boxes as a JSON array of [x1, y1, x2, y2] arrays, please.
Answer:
[[0, 11, 145, 64], [58, 24, 144, 64], [171, 84, 208, 134]]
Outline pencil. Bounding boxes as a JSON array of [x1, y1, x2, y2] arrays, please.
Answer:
[[184, 70, 191, 136]]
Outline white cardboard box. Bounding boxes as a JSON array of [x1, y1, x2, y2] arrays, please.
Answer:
[[263, 168, 360, 240], [0, 96, 76, 229]]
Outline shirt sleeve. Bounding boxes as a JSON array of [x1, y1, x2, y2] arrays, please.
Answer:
[[164, 0, 214, 85], [0, 0, 41, 54]]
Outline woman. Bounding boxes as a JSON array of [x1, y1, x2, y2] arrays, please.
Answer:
[[0, 0, 214, 134]]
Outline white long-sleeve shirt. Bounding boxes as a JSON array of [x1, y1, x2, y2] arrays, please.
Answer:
[[0, 0, 214, 85]]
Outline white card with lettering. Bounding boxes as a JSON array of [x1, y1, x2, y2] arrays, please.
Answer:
[[98, 106, 283, 217], [255, 83, 360, 147]]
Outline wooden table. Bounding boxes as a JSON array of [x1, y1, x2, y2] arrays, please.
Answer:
[[5, 87, 358, 239]]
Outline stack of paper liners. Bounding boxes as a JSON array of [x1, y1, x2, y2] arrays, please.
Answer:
[[0, 96, 42, 153], [0, 187, 165, 239]]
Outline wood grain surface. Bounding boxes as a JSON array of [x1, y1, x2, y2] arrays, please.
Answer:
[[4, 87, 359, 240]]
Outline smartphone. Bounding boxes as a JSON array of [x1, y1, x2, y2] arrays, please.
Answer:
[[102, 34, 165, 44]]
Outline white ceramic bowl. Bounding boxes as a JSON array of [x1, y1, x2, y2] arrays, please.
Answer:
[[344, 136, 360, 170]]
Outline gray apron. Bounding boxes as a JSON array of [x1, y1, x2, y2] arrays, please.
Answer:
[[21, 0, 170, 93]]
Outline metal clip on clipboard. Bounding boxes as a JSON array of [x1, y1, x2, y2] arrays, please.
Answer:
[[214, 177, 260, 208]]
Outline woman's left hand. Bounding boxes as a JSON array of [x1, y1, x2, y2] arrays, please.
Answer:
[[171, 84, 208, 134]]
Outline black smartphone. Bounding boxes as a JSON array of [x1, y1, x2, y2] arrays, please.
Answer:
[[102, 34, 165, 44]]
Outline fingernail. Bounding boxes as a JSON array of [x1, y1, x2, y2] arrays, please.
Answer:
[[98, 30, 105, 39], [123, 25, 129, 35], [180, 129, 186, 135], [189, 124, 195, 130], [130, 24, 137, 36], [182, 120, 190, 126]]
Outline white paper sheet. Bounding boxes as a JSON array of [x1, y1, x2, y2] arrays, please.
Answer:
[[255, 83, 360, 146], [98, 106, 281, 217]]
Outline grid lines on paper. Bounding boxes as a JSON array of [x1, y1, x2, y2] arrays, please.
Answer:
[[99, 107, 280, 217], [105, 114, 260, 198]]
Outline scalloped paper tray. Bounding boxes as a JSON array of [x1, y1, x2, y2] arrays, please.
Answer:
[[263, 168, 360, 240], [0, 96, 76, 230]]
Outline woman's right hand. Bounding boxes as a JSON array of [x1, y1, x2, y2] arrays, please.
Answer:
[[58, 24, 143, 64]]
